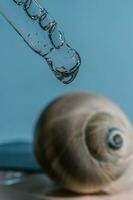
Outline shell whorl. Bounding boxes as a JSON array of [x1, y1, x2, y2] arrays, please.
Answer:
[[34, 92, 133, 194]]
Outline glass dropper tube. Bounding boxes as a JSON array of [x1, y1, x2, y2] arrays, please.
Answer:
[[0, 0, 81, 84]]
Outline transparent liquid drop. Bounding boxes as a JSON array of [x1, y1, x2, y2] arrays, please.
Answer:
[[0, 0, 81, 84]]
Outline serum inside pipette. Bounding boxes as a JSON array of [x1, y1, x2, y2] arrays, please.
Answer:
[[0, 0, 81, 84]]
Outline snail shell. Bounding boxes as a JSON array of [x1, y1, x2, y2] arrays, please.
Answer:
[[34, 92, 133, 194]]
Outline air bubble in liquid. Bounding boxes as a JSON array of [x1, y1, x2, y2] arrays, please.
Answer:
[[39, 12, 56, 31], [24, 0, 45, 20], [49, 24, 65, 49]]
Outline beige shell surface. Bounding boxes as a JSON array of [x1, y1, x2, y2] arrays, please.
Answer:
[[34, 92, 133, 194]]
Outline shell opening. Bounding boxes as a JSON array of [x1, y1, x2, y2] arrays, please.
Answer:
[[107, 128, 123, 150]]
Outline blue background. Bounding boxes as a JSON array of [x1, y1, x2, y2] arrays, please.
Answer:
[[0, 0, 133, 143]]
